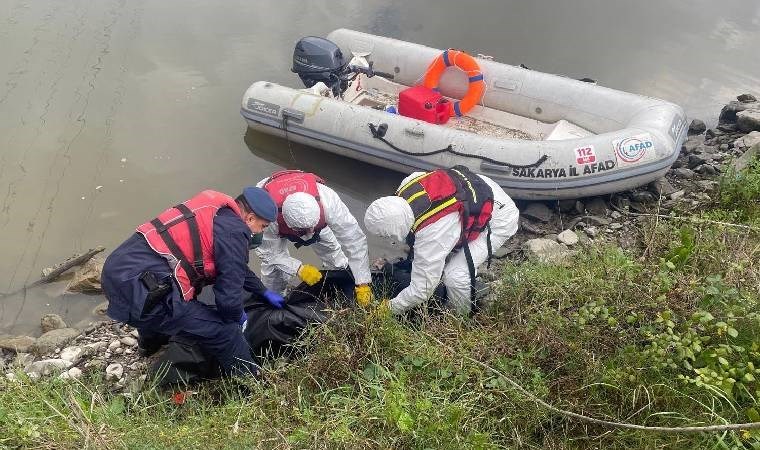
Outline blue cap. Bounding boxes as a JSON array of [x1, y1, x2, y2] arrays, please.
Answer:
[[241, 186, 277, 222]]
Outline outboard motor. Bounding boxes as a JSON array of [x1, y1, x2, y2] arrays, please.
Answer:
[[292, 36, 349, 97]]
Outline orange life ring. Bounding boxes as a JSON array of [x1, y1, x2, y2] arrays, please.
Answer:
[[422, 49, 485, 117]]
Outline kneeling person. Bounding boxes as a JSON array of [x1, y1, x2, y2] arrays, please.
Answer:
[[101, 188, 279, 377], [364, 166, 519, 315], [256, 170, 372, 305]]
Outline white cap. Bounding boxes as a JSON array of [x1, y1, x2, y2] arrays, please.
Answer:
[[364, 196, 414, 242], [282, 192, 320, 229]]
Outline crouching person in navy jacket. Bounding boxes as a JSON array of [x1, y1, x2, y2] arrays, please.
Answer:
[[102, 188, 279, 377]]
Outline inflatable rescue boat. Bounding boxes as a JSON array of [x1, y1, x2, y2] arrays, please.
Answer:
[[241, 29, 687, 200]]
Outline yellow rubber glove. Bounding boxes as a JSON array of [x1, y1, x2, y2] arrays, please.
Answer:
[[297, 264, 323, 286], [354, 284, 373, 307]]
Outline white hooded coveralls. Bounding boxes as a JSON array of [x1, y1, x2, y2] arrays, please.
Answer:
[[255, 178, 371, 293], [369, 172, 519, 315]]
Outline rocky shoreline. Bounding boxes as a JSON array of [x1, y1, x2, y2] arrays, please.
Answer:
[[1, 94, 758, 390]]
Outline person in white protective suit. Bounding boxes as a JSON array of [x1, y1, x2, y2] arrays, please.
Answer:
[[255, 170, 373, 305], [364, 166, 519, 316]]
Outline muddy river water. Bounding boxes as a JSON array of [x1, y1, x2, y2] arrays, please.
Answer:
[[1, 0, 759, 333]]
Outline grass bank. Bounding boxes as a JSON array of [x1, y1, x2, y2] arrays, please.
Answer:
[[2, 159, 759, 449]]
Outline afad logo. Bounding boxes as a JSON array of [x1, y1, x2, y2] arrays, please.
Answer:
[[614, 134, 654, 163]]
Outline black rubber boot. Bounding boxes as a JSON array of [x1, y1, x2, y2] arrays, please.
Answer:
[[137, 330, 171, 357]]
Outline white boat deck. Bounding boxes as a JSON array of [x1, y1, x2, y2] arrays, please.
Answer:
[[351, 75, 594, 142]]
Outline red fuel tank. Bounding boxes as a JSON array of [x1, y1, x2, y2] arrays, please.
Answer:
[[397, 86, 450, 125]]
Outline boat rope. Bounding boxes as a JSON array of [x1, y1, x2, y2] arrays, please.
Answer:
[[368, 122, 548, 169], [425, 332, 760, 433]]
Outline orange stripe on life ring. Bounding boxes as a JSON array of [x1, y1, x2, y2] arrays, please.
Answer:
[[422, 49, 485, 117]]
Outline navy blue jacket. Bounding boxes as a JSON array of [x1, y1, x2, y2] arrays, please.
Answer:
[[102, 207, 266, 325]]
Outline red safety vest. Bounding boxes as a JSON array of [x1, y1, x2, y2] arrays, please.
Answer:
[[263, 170, 327, 247], [396, 166, 493, 245], [136, 190, 242, 300]]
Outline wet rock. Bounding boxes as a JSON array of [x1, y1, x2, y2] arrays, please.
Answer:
[[731, 143, 759, 173], [93, 301, 109, 316], [106, 363, 124, 381], [737, 109, 760, 133], [630, 191, 656, 204], [585, 198, 608, 216], [522, 202, 553, 223], [86, 358, 106, 371], [25, 359, 73, 377], [737, 93, 757, 103], [557, 230, 579, 246], [695, 164, 718, 176], [120, 336, 138, 347], [0, 336, 37, 353], [518, 218, 544, 235], [687, 154, 707, 169], [694, 145, 717, 157], [719, 101, 750, 125], [672, 168, 696, 179], [688, 119, 706, 135], [65, 256, 104, 293], [734, 131, 760, 150], [582, 215, 611, 226], [695, 180, 718, 192], [718, 123, 739, 133], [32, 328, 80, 356], [59, 346, 83, 363], [522, 239, 569, 263], [40, 314, 67, 333], [648, 178, 678, 197], [83, 341, 106, 356], [681, 136, 704, 154], [567, 215, 609, 230]]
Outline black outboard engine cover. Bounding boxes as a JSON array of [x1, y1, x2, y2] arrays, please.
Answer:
[[292, 36, 348, 96]]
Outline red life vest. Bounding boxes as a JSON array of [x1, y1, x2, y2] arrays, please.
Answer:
[[262, 170, 327, 247], [396, 166, 493, 245], [136, 190, 242, 301]]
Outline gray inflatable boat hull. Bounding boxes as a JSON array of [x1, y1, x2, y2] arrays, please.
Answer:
[[241, 29, 687, 200]]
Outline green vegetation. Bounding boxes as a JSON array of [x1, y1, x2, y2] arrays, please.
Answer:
[[2, 162, 759, 449]]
